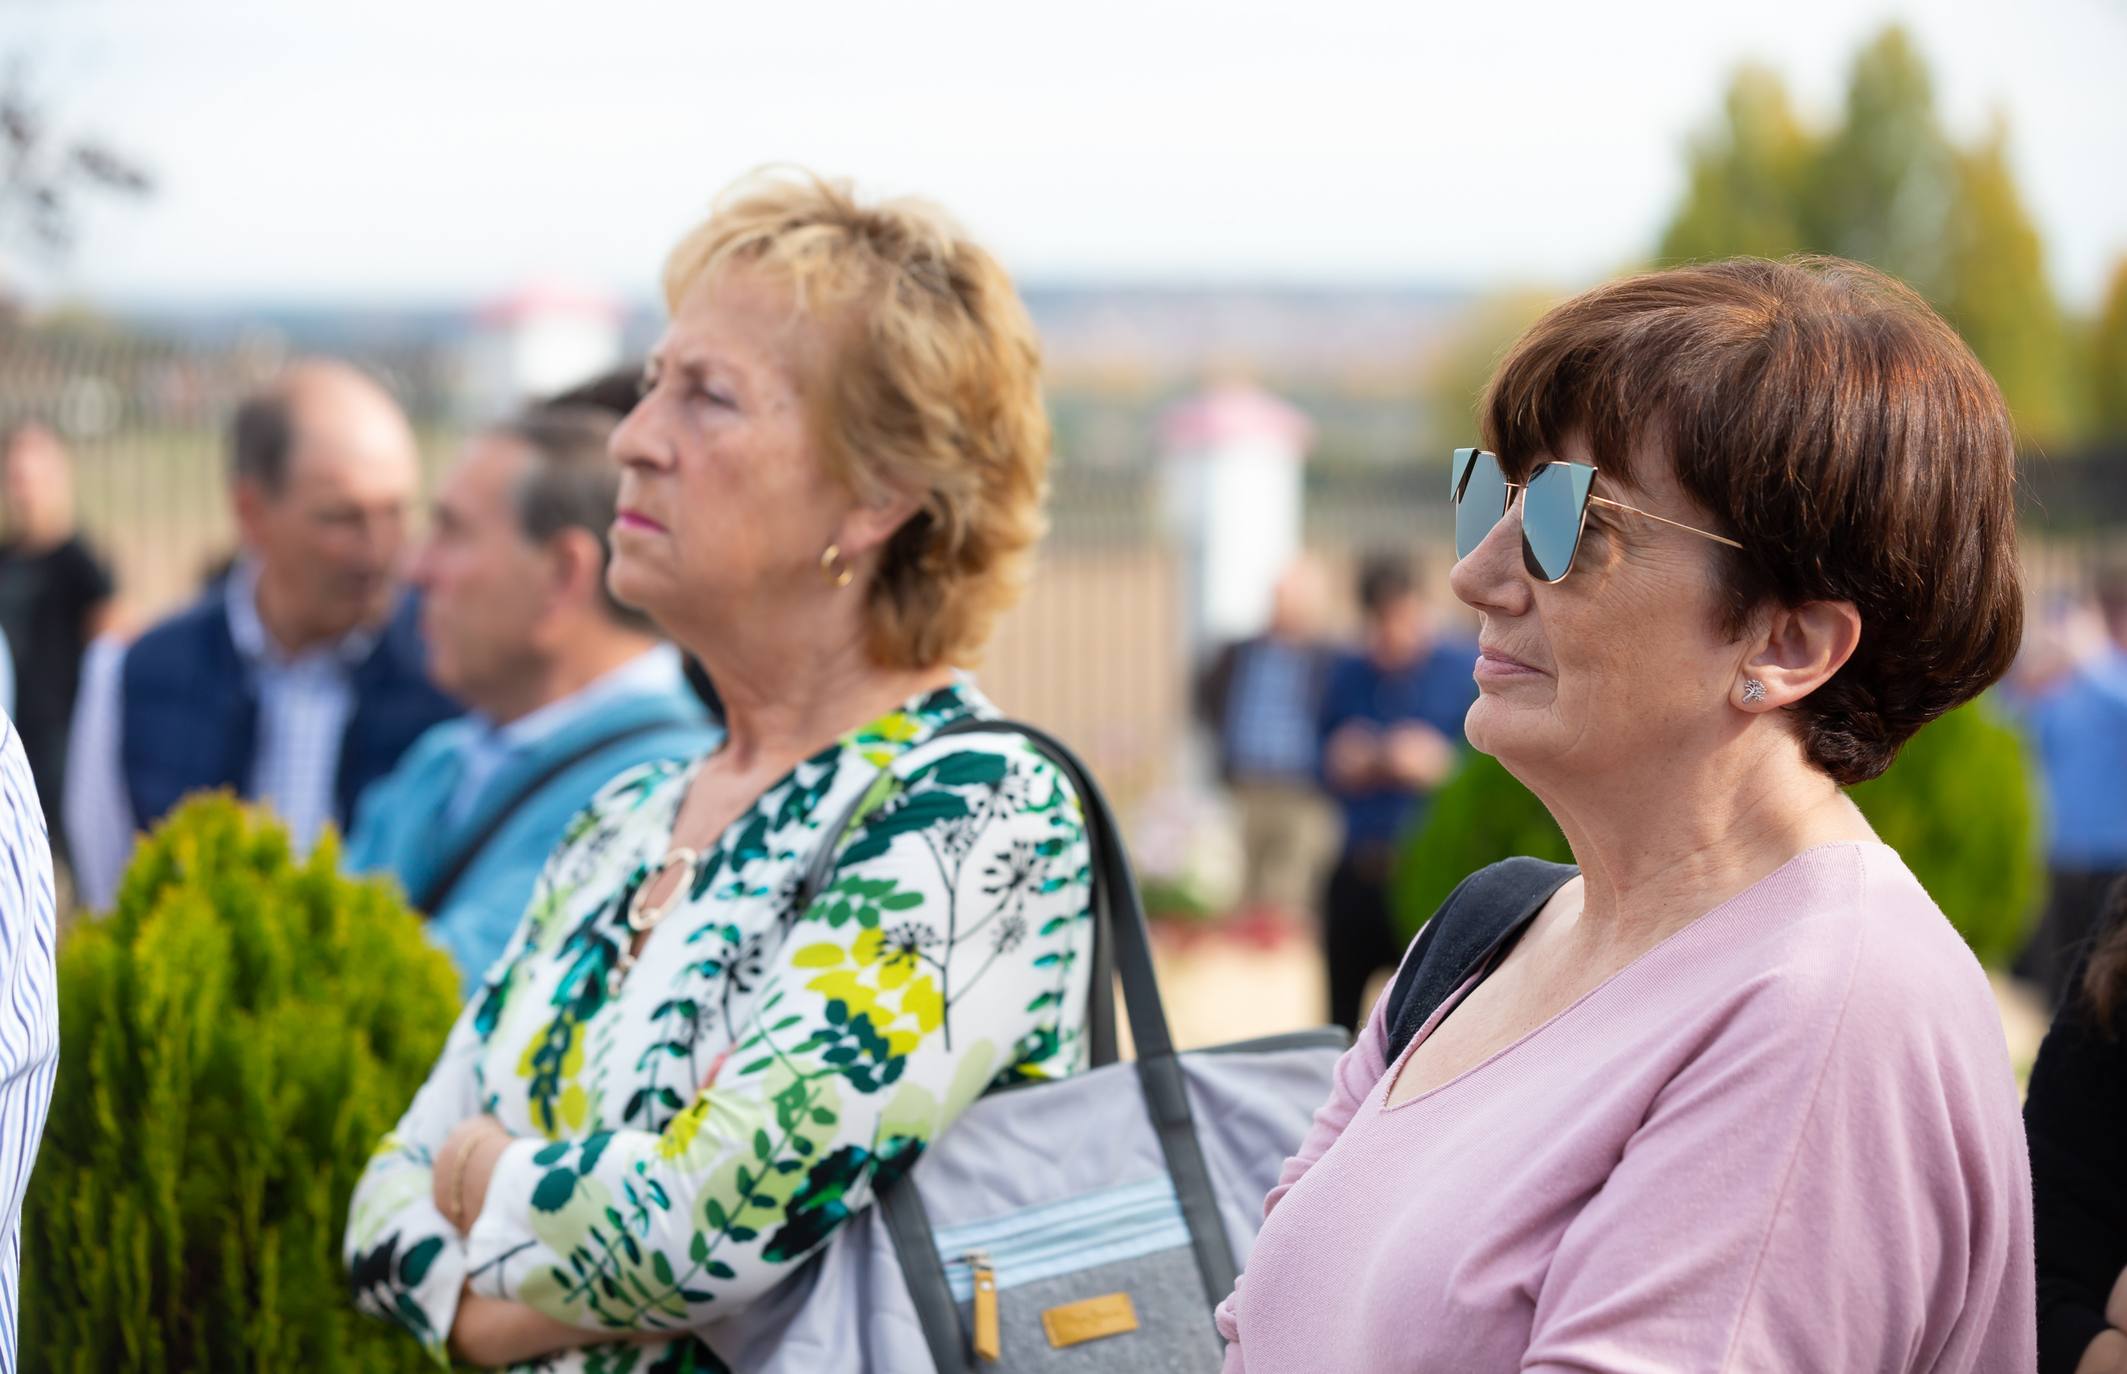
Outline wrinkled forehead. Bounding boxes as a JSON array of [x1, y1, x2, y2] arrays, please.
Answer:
[[655, 261, 843, 398]]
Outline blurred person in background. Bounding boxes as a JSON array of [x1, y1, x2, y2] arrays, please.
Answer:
[[345, 170, 1093, 1370], [1317, 552, 1477, 1031], [2026, 875, 2127, 1374], [0, 421, 117, 867], [2007, 571, 2127, 1008], [63, 360, 460, 910], [1218, 258, 2032, 1373], [343, 404, 720, 992], [1196, 556, 1340, 926]]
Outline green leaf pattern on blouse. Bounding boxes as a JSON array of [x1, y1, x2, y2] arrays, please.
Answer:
[[344, 683, 1093, 1370]]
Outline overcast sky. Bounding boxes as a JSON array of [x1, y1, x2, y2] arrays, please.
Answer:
[[8, 0, 2126, 308]]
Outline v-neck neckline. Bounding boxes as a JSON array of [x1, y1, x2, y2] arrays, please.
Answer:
[[1378, 841, 1889, 1113]]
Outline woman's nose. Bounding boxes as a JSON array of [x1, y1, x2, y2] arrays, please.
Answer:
[[1449, 495, 1533, 617], [609, 398, 672, 472]]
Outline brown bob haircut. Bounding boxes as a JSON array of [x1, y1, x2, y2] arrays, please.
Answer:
[[662, 170, 1050, 670], [1480, 255, 2024, 785]]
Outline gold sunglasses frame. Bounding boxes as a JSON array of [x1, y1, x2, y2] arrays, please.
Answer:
[[1453, 447, 1743, 585]]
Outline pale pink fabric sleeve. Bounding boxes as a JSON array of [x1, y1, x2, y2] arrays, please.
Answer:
[[1215, 982, 1397, 1370], [1522, 926, 2034, 1373]]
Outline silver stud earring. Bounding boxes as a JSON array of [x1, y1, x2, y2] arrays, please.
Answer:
[[1741, 678, 1767, 705]]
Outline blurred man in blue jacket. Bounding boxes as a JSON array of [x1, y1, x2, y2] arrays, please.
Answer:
[[1317, 553, 1476, 1031], [345, 406, 719, 990], [66, 361, 460, 910]]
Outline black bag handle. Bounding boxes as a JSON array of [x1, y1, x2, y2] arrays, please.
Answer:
[[794, 717, 1161, 1064], [799, 715, 1235, 1368]]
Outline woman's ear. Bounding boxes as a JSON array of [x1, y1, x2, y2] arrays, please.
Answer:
[[832, 488, 927, 566], [1737, 599, 1862, 711]]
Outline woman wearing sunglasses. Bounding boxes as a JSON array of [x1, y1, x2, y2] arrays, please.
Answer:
[[1216, 257, 2033, 1372]]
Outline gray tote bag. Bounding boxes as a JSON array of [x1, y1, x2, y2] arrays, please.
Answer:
[[694, 719, 1346, 1372]]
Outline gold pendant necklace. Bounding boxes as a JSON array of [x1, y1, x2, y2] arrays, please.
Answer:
[[606, 847, 702, 998]]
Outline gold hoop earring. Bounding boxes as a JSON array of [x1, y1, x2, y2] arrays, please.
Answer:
[[820, 543, 853, 589]]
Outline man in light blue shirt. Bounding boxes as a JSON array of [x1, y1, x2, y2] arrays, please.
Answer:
[[344, 406, 718, 990]]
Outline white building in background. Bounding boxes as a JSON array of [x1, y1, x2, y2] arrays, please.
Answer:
[[462, 283, 624, 420], [1159, 381, 1314, 662]]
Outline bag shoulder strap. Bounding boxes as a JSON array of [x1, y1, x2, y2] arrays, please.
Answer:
[[1382, 857, 1578, 1062], [828, 716, 1239, 1366], [410, 714, 694, 916]]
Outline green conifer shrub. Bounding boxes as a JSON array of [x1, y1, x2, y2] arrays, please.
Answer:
[[1392, 702, 2040, 967], [23, 794, 460, 1372]]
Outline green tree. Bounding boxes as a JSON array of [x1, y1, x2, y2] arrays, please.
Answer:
[[23, 796, 459, 1372], [1797, 27, 1960, 300], [2091, 258, 2127, 439], [1939, 122, 2079, 445], [1658, 65, 1814, 265], [1654, 26, 2083, 445]]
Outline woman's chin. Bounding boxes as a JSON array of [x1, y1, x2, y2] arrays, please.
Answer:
[[1464, 700, 1549, 768], [605, 560, 666, 615]]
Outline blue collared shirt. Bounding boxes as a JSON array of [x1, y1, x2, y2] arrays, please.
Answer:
[[64, 559, 381, 912], [221, 559, 377, 854], [445, 645, 687, 826]]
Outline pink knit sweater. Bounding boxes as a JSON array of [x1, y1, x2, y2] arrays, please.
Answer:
[[1217, 843, 2035, 1373]]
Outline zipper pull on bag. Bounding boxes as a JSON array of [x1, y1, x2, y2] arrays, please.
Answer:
[[967, 1250, 1001, 1361]]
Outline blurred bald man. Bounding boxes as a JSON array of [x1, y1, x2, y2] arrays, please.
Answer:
[[65, 361, 462, 908]]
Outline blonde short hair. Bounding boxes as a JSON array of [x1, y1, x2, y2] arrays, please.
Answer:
[[662, 168, 1051, 669]]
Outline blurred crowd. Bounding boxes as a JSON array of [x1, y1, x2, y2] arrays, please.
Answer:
[[7, 364, 2125, 1026], [1, 363, 722, 991], [1194, 553, 1475, 1030]]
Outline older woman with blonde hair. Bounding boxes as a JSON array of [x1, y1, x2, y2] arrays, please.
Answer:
[[345, 170, 1093, 1371]]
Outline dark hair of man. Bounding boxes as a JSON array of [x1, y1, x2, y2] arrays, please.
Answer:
[[490, 405, 656, 636], [542, 366, 646, 420], [1357, 553, 1416, 618]]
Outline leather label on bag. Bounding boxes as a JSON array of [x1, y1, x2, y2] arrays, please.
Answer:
[[1041, 1292, 1139, 1348]]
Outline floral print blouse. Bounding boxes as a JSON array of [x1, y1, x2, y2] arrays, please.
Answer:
[[345, 681, 1093, 1372]]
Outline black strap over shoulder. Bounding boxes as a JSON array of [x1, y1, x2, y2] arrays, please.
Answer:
[[410, 716, 691, 916], [1383, 858, 1579, 1062]]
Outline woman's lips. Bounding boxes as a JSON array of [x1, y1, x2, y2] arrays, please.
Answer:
[[1475, 647, 1545, 679], [615, 509, 667, 534]]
